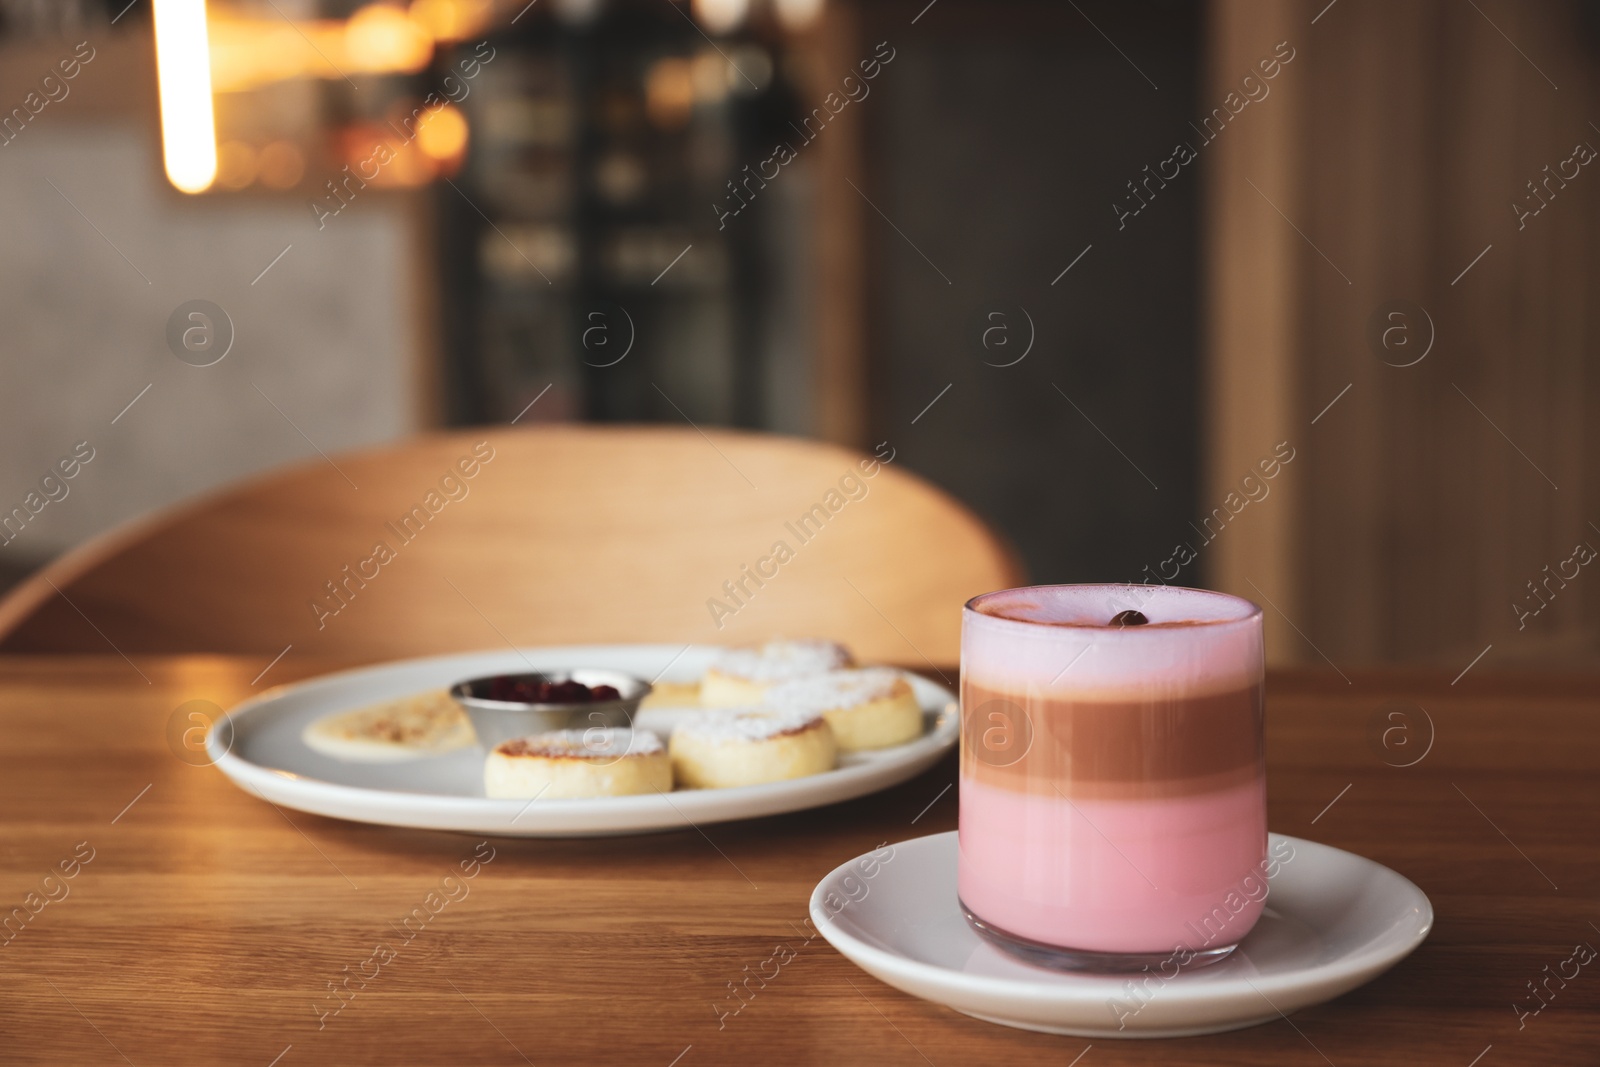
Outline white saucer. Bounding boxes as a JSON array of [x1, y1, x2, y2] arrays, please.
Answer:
[[210, 645, 957, 837], [810, 831, 1431, 1038]]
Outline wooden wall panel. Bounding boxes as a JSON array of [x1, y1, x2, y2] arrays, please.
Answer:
[[1209, 0, 1600, 666], [1201, 0, 1307, 663], [792, 3, 869, 448]]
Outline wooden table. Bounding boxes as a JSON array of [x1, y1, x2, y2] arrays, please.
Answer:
[[1, 657, 1596, 1065]]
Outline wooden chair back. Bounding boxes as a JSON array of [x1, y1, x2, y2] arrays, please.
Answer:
[[0, 426, 1024, 668]]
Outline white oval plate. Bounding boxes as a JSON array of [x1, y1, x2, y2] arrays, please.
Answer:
[[810, 831, 1431, 1038], [211, 645, 957, 837]]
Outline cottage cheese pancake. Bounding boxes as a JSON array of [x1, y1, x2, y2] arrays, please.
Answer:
[[700, 639, 853, 707], [484, 728, 670, 799], [301, 690, 476, 762], [669, 709, 837, 788], [764, 668, 923, 751]]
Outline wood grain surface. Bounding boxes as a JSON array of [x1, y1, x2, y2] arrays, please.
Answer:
[[1204, 0, 1600, 670], [1, 656, 1596, 1065], [0, 426, 1024, 665]]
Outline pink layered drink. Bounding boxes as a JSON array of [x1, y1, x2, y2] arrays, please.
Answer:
[[958, 585, 1267, 970]]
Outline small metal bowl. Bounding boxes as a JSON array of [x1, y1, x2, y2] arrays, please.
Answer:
[[449, 669, 653, 751]]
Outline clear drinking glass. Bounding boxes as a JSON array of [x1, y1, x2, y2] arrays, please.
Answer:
[[958, 584, 1268, 972]]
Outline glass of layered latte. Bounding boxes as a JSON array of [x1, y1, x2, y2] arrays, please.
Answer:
[[958, 584, 1267, 972]]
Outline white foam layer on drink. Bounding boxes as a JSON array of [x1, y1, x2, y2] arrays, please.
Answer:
[[963, 585, 1262, 697]]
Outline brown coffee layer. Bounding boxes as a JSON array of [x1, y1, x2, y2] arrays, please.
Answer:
[[962, 680, 1264, 799]]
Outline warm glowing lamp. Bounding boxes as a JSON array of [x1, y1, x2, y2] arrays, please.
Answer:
[[416, 104, 468, 162], [692, 0, 749, 35], [774, 0, 824, 30], [153, 0, 218, 194], [346, 4, 433, 72], [645, 58, 695, 129], [409, 0, 494, 41]]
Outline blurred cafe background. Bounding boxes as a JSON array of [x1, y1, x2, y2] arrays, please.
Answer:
[[1, 0, 1597, 668]]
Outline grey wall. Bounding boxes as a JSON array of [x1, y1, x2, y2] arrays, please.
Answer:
[[0, 123, 419, 570]]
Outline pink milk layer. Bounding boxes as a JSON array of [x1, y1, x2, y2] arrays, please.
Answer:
[[959, 584, 1268, 955], [957, 776, 1267, 953]]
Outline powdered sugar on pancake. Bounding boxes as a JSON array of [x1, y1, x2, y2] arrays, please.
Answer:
[[496, 728, 664, 760], [763, 668, 906, 713], [672, 709, 826, 743], [709, 639, 851, 682]]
